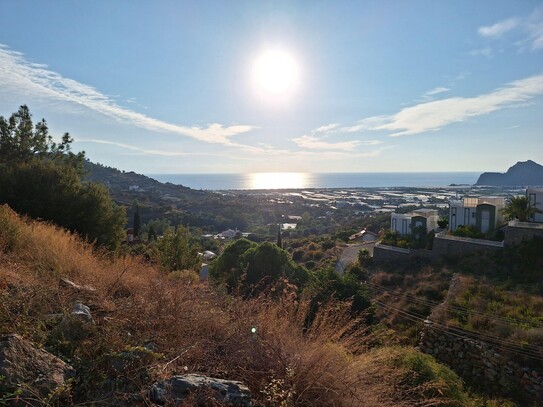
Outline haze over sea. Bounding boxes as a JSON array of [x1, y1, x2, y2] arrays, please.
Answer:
[[148, 172, 480, 191]]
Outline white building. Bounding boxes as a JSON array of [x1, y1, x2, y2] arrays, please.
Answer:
[[527, 188, 543, 223], [391, 208, 439, 236], [449, 196, 505, 233]]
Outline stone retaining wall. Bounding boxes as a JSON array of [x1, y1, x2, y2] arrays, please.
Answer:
[[372, 244, 410, 263], [419, 322, 543, 403], [505, 222, 543, 245]]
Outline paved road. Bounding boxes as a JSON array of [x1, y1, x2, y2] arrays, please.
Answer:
[[335, 243, 375, 276]]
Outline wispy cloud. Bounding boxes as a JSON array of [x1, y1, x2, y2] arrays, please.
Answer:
[[362, 74, 543, 137], [478, 18, 520, 38], [340, 116, 390, 133], [292, 135, 360, 150], [314, 123, 340, 133], [425, 87, 450, 97], [76, 138, 223, 157], [291, 120, 385, 152], [527, 6, 543, 50], [469, 47, 495, 58], [475, 6, 543, 52], [0, 44, 255, 147]]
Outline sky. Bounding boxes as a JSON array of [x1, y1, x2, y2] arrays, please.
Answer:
[[1, 0, 542, 174]]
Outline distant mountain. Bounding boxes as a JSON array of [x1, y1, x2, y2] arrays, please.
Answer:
[[475, 160, 543, 186]]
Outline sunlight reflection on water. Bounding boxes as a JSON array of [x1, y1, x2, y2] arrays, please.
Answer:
[[247, 172, 309, 189]]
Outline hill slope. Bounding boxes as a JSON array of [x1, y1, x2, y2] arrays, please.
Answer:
[[0, 204, 480, 406]]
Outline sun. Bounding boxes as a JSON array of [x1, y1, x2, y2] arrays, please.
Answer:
[[253, 50, 299, 95]]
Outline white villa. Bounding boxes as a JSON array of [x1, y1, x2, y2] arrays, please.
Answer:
[[527, 188, 543, 223], [391, 208, 439, 236], [449, 196, 505, 233]]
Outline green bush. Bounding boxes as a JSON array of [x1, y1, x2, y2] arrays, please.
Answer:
[[393, 347, 469, 405]]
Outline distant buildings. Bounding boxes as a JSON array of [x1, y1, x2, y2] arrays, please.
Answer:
[[218, 229, 239, 239], [449, 196, 505, 233], [391, 208, 439, 236]]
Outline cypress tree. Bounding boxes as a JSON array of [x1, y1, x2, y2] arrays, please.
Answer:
[[133, 203, 141, 237], [277, 224, 283, 249]]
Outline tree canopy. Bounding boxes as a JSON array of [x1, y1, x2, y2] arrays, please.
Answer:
[[0, 106, 126, 250], [210, 239, 309, 295], [155, 226, 200, 272]]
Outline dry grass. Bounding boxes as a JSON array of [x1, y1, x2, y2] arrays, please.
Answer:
[[0, 205, 476, 406]]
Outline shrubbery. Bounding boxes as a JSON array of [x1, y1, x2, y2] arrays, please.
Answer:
[[0, 106, 126, 250]]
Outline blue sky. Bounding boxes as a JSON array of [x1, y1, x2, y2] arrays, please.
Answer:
[[1, 1, 542, 174]]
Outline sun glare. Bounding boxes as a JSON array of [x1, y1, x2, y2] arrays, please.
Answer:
[[253, 50, 299, 96], [249, 172, 306, 189]]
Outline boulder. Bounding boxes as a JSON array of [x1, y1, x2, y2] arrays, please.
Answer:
[[149, 374, 252, 406], [72, 301, 93, 323], [0, 334, 74, 403]]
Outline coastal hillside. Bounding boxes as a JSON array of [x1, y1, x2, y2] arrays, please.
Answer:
[[0, 205, 488, 406], [476, 160, 543, 186]]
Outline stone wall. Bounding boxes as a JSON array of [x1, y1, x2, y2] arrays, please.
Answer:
[[372, 244, 410, 263], [373, 244, 434, 264], [432, 233, 503, 258], [419, 322, 543, 403], [505, 222, 543, 245]]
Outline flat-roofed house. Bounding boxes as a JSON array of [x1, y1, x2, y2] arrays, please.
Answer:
[[391, 208, 439, 236], [449, 196, 505, 233]]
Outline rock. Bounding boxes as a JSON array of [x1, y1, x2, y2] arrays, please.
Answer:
[[149, 374, 252, 406], [0, 334, 74, 404], [72, 301, 93, 323]]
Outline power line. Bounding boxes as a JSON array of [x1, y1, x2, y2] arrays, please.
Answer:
[[365, 281, 542, 328], [373, 300, 543, 362]]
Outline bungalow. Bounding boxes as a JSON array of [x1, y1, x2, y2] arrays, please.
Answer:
[[527, 188, 543, 223], [449, 196, 505, 233], [391, 208, 439, 236]]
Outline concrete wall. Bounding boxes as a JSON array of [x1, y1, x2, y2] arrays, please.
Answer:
[[419, 322, 543, 402], [391, 213, 413, 235]]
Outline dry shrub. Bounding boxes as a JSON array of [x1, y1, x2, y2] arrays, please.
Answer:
[[0, 207, 472, 406]]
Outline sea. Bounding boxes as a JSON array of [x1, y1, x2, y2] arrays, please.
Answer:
[[147, 172, 480, 191]]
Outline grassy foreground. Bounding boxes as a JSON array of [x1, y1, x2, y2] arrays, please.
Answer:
[[0, 205, 510, 406]]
